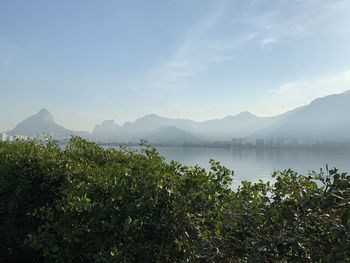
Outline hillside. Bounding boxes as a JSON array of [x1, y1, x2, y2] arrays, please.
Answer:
[[145, 126, 200, 144], [10, 109, 90, 139], [265, 92, 350, 142]]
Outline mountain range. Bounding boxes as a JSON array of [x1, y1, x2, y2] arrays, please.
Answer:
[[4, 90, 350, 144]]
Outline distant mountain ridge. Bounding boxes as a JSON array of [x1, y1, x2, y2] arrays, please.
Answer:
[[264, 92, 350, 142], [93, 120, 121, 141], [92, 111, 284, 142], [10, 108, 90, 139], [7, 90, 350, 143], [145, 126, 201, 144]]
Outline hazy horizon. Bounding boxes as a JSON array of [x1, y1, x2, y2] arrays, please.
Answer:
[[1, 0, 350, 132], [1, 88, 348, 133]]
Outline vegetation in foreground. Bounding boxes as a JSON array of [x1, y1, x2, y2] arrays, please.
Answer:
[[0, 138, 350, 262]]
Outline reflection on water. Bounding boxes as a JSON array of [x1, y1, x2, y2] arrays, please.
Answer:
[[152, 147, 350, 185]]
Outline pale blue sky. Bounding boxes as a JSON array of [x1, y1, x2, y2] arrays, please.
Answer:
[[1, 0, 350, 132]]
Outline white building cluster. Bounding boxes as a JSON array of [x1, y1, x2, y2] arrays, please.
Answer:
[[0, 132, 28, 142], [231, 137, 312, 148]]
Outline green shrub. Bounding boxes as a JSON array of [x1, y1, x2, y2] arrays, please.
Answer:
[[0, 138, 349, 262]]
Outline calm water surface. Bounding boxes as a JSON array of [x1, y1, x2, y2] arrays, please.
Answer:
[[151, 147, 350, 185]]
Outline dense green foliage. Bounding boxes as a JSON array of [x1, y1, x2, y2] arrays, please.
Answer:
[[1, 138, 350, 262]]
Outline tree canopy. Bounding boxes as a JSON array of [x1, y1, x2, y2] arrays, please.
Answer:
[[1, 138, 349, 262]]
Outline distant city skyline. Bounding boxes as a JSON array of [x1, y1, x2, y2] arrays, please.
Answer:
[[1, 0, 350, 132]]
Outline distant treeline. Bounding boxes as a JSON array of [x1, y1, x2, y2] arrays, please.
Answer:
[[1, 138, 350, 262]]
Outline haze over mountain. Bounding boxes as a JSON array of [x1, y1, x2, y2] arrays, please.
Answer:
[[196, 111, 280, 140], [9, 109, 90, 139], [145, 126, 201, 144], [263, 91, 350, 142], [250, 106, 305, 139], [5, 91, 350, 144], [91, 90, 350, 143], [93, 120, 121, 141], [92, 111, 286, 142]]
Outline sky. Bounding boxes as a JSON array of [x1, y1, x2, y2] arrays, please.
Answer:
[[1, 0, 350, 132]]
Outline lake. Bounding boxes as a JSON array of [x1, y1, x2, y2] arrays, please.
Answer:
[[150, 146, 350, 186]]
